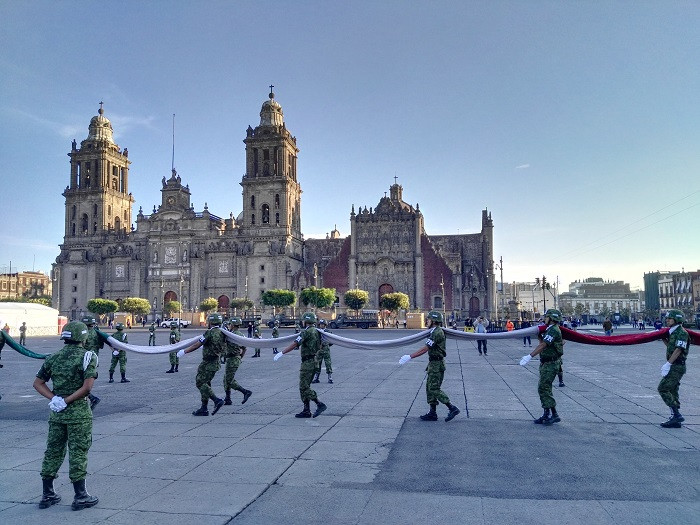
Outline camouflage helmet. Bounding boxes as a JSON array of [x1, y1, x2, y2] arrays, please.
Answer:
[[666, 309, 684, 324], [170, 321, 178, 329], [61, 321, 89, 343], [81, 315, 96, 326], [274, 319, 280, 326], [426, 310, 444, 325], [208, 313, 223, 326], [544, 309, 562, 322], [318, 318, 327, 327], [301, 312, 317, 325], [229, 316, 242, 327], [115, 322, 125, 330]]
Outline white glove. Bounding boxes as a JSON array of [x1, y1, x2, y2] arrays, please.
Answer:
[[661, 361, 671, 377], [112, 350, 120, 356], [399, 354, 412, 365], [49, 396, 67, 412], [176, 349, 186, 358], [274, 352, 284, 361], [519, 354, 532, 366]]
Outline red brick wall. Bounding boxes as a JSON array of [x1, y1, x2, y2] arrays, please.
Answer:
[[322, 237, 351, 297], [421, 235, 453, 310]]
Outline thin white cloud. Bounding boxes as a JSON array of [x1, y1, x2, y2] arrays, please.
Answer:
[[515, 164, 530, 170]]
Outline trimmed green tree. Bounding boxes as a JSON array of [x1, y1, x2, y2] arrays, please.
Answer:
[[344, 289, 369, 314], [230, 297, 254, 312], [379, 292, 409, 314], [164, 301, 181, 318], [262, 289, 297, 314], [199, 297, 219, 313], [300, 286, 336, 311], [87, 298, 119, 317]]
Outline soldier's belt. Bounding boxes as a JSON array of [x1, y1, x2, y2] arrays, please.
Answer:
[[428, 356, 444, 361], [673, 358, 686, 366], [539, 356, 561, 364]]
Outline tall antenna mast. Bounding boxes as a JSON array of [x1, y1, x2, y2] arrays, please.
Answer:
[[171, 113, 176, 172]]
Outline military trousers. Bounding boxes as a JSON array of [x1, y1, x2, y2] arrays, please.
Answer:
[[538, 359, 560, 409], [109, 350, 127, 374], [196, 360, 221, 403], [658, 364, 686, 409], [426, 360, 451, 405], [299, 360, 319, 403], [223, 355, 242, 391], [315, 348, 332, 375], [41, 419, 92, 482], [169, 351, 179, 366], [148, 334, 156, 346]]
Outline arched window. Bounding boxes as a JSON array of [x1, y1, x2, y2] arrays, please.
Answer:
[[275, 212, 280, 225], [251, 214, 255, 225], [251, 195, 255, 208], [93, 222, 98, 234], [71, 205, 76, 219], [85, 173, 91, 188], [108, 205, 112, 217], [76, 163, 81, 187], [262, 204, 270, 224], [115, 217, 121, 231], [93, 203, 98, 216], [218, 295, 230, 311], [274, 194, 280, 208], [81, 214, 89, 234], [123, 210, 127, 221]]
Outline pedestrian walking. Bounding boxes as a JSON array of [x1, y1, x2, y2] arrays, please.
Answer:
[[475, 317, 488, 355], [223, 317, 252, 405], [271, 320, 280, 354], [148, 322, 156, 346], [519, 308, 564, 425], [274, 312, 327, 418], [657, 309, 690, 428], [399, 311, 460, 422], [252, 322, 261, 358], [33, 321, 99, 511], [521, 319, 532, 347], [108, 323, 130, 383]]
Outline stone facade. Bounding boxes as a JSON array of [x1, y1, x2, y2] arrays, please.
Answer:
[[53, 93, 495, 320]]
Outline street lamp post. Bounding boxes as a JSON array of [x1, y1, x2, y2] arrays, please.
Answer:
[[439, 276, 446, 320], [494, 256, 504, 325]]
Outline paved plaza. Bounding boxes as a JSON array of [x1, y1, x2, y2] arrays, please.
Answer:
[[0, 326, 698, 524]]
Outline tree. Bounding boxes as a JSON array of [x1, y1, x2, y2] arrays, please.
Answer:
[[230, 297, 254, 312], [620, 307, 631, 323], [379, 292, 409, 313], [574, 303, 586, 318], [199, 297, 219, 313], [164, 301, 181, 318], [120, 297, 152, 318], [560, 304, 574, 317], [27, 297, 52, 307], [87, 298, 118, 317], [299, 286, 336, 310], [261, 289, 297, 313], [344, 289, 369, 314], [599, 305, 611, 319]]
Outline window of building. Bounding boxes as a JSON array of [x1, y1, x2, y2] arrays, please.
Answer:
[[93, 222, 98, 233], [260, 265, 265, 271], [71, 223, 76, 236], [72, 297, 77, 304], [72, 286, 77, 292], [73, 273, 78, 280], [260, 277, 265, 284], [275, 213, 280, 225], [251, 214, 255, 225], [274, 194, 280, 208], [72, 205, 76, 219], [263, 149, 270, 160], [93, 203, 98, 216], [262, 204, 270, 224], [251, 195, 255, 208]]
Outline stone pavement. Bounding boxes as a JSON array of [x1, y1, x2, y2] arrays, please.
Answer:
[[0, 326, 698, 524]]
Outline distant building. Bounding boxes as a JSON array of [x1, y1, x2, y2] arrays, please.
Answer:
[[558, 278, 641, 319], [0, 271, 52, 300]]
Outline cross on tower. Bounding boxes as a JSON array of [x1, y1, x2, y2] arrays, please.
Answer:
[[269, 84, 274, 95], [99, 101, 104, 110], [394, 175, 398, 185]]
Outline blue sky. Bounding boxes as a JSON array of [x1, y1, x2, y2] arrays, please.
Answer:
[[1, 2, 699, 291]]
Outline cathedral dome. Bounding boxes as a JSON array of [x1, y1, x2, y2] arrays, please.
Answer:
[[86, 104, 115, 144], [259, 91, 284, 127]]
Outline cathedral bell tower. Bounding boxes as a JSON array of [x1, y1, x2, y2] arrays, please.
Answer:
[[241, 88, 302, 239], [64, 103, 134, 238]]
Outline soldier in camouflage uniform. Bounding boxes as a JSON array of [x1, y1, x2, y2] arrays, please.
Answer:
[[658, 309, 690, 428], [82, 316, 104, 410], [252, 322, 262, 357], [19, 321, 27, 345], [223, 317, 252, 405], [166, 321, 180, 373], [313, 319, 333, 384], [33, 321, 99, 511], [108, 323, 130, 383], [177, 313, 226, 416], [275, 312, 327, 418], [399, 311, 460, 422], [148, 322, 157, 346], [272, 320, 280, 354], [520, 308, 564, 425]]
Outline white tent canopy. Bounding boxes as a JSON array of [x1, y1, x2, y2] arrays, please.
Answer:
[[0, 303, 60, 337]]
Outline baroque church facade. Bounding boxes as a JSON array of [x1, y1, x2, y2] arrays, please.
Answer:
[[53, 93, 495, 321]]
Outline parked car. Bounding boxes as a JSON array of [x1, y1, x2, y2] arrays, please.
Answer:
[[160, 318, 191, 328], [267, 314, 298, 328]]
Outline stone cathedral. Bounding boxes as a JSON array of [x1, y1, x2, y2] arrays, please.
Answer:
[[53, 92, 495, 321]]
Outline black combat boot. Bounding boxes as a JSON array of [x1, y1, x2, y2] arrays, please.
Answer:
[[166, 365, 175, 373], [192, 403, 209, 416], [311, 372, 320, 384], [39, 478, 61, 509], [88, 393, 100, 411], [445, 404, 460, 422], [241, 388, 252, 404], [71, 479, 98, 511], [420, 404, 438, 421], [547, 407, 561, 424], [210, 395, 225, 415], [327, 373, 333, 384], [295, 401, 312, 418], [313, 400, 327, 418], [175, 364, 179, 372], [661, 407, 683, 428], [108, 372, 114, 383], [224, 390, 233, 405], [558, 372, 565, 387], [534, 408, 552, 425], [120, 373, 130, 383]]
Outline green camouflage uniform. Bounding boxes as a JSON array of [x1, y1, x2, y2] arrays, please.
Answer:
[[37, 344, 98, 482], [169, 328, 180, 366], [538, 324, 563, 409], [196, 327, 226, 403], [19, 323, 26, 345], [316, 329, 333, 375], [84, 327, 104, 357], [272, 325, 279, 352], [658, 325, 690, 409], [425, 326, 450, 405], [223, 329, 246, 392], [109, 330, 128, 374], [148, 325, 156, 346], [297, 327, 321, 402]]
